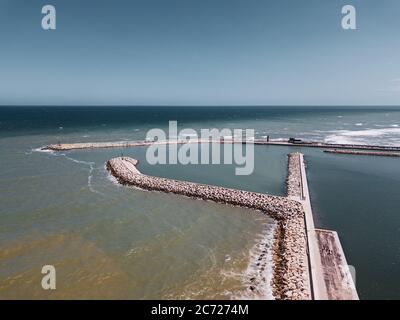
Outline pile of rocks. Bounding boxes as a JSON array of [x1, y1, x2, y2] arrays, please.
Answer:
[[270, 153, 310, 300], [324, 149, 400, 157], [106, 154, 310, 300], [286, 153, 302, 198], [107, 157, 303, 221], [44, 141, 150, 151], [272, 215, 310, 300]]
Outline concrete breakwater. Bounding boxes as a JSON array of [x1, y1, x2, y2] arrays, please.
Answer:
[[287, 153, 359, 300], [106, 155, 311, 300], [324, 149, 400, 157], [44, 138, 400, 152]]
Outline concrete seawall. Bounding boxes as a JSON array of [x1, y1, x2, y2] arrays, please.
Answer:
[[107, 156, 311, 300], [288, 153, 327, 300]]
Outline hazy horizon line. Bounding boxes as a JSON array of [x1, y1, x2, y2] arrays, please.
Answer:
[[1, 105, 400, 109]]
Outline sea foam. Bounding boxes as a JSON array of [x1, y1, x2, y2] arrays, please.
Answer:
[[324, 127, 400, 146]]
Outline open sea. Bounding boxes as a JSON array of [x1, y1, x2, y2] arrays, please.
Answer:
[[0, 106, 400, 299]]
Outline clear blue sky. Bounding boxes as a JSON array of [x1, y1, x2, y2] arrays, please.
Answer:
[[0, 0, 399, 106]]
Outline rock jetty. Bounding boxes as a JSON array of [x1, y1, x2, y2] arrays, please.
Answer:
[[286, 153, 303, 198], [43, 139, 222, 151], [272, 153, 310, 300], [44, 138, 400, 152], [106, 154, 311, 300], [44, 141, 151, 151], [324, 149, 400, 157], [107, 157, 302, 221]]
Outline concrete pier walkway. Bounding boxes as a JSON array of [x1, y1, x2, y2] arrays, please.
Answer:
[[316, 229, 359, 300], [289, 153, 358, 300], [288, 153, 328, 300]]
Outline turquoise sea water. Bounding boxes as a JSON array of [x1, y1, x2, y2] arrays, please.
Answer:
[[0, 106, 400, 299]]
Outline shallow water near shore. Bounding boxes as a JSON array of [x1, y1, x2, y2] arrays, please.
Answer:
[[1, 106, 400, 299], [0, 138, 280, 299]]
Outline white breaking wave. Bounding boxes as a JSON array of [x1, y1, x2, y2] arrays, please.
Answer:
[[32, 147, 104, 195], [324, 127, 400, 146], [105, 166, 122, 186], [64, 156, 104, 195], [228, 219, 276, 300], [32, 147, 56, 154]]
